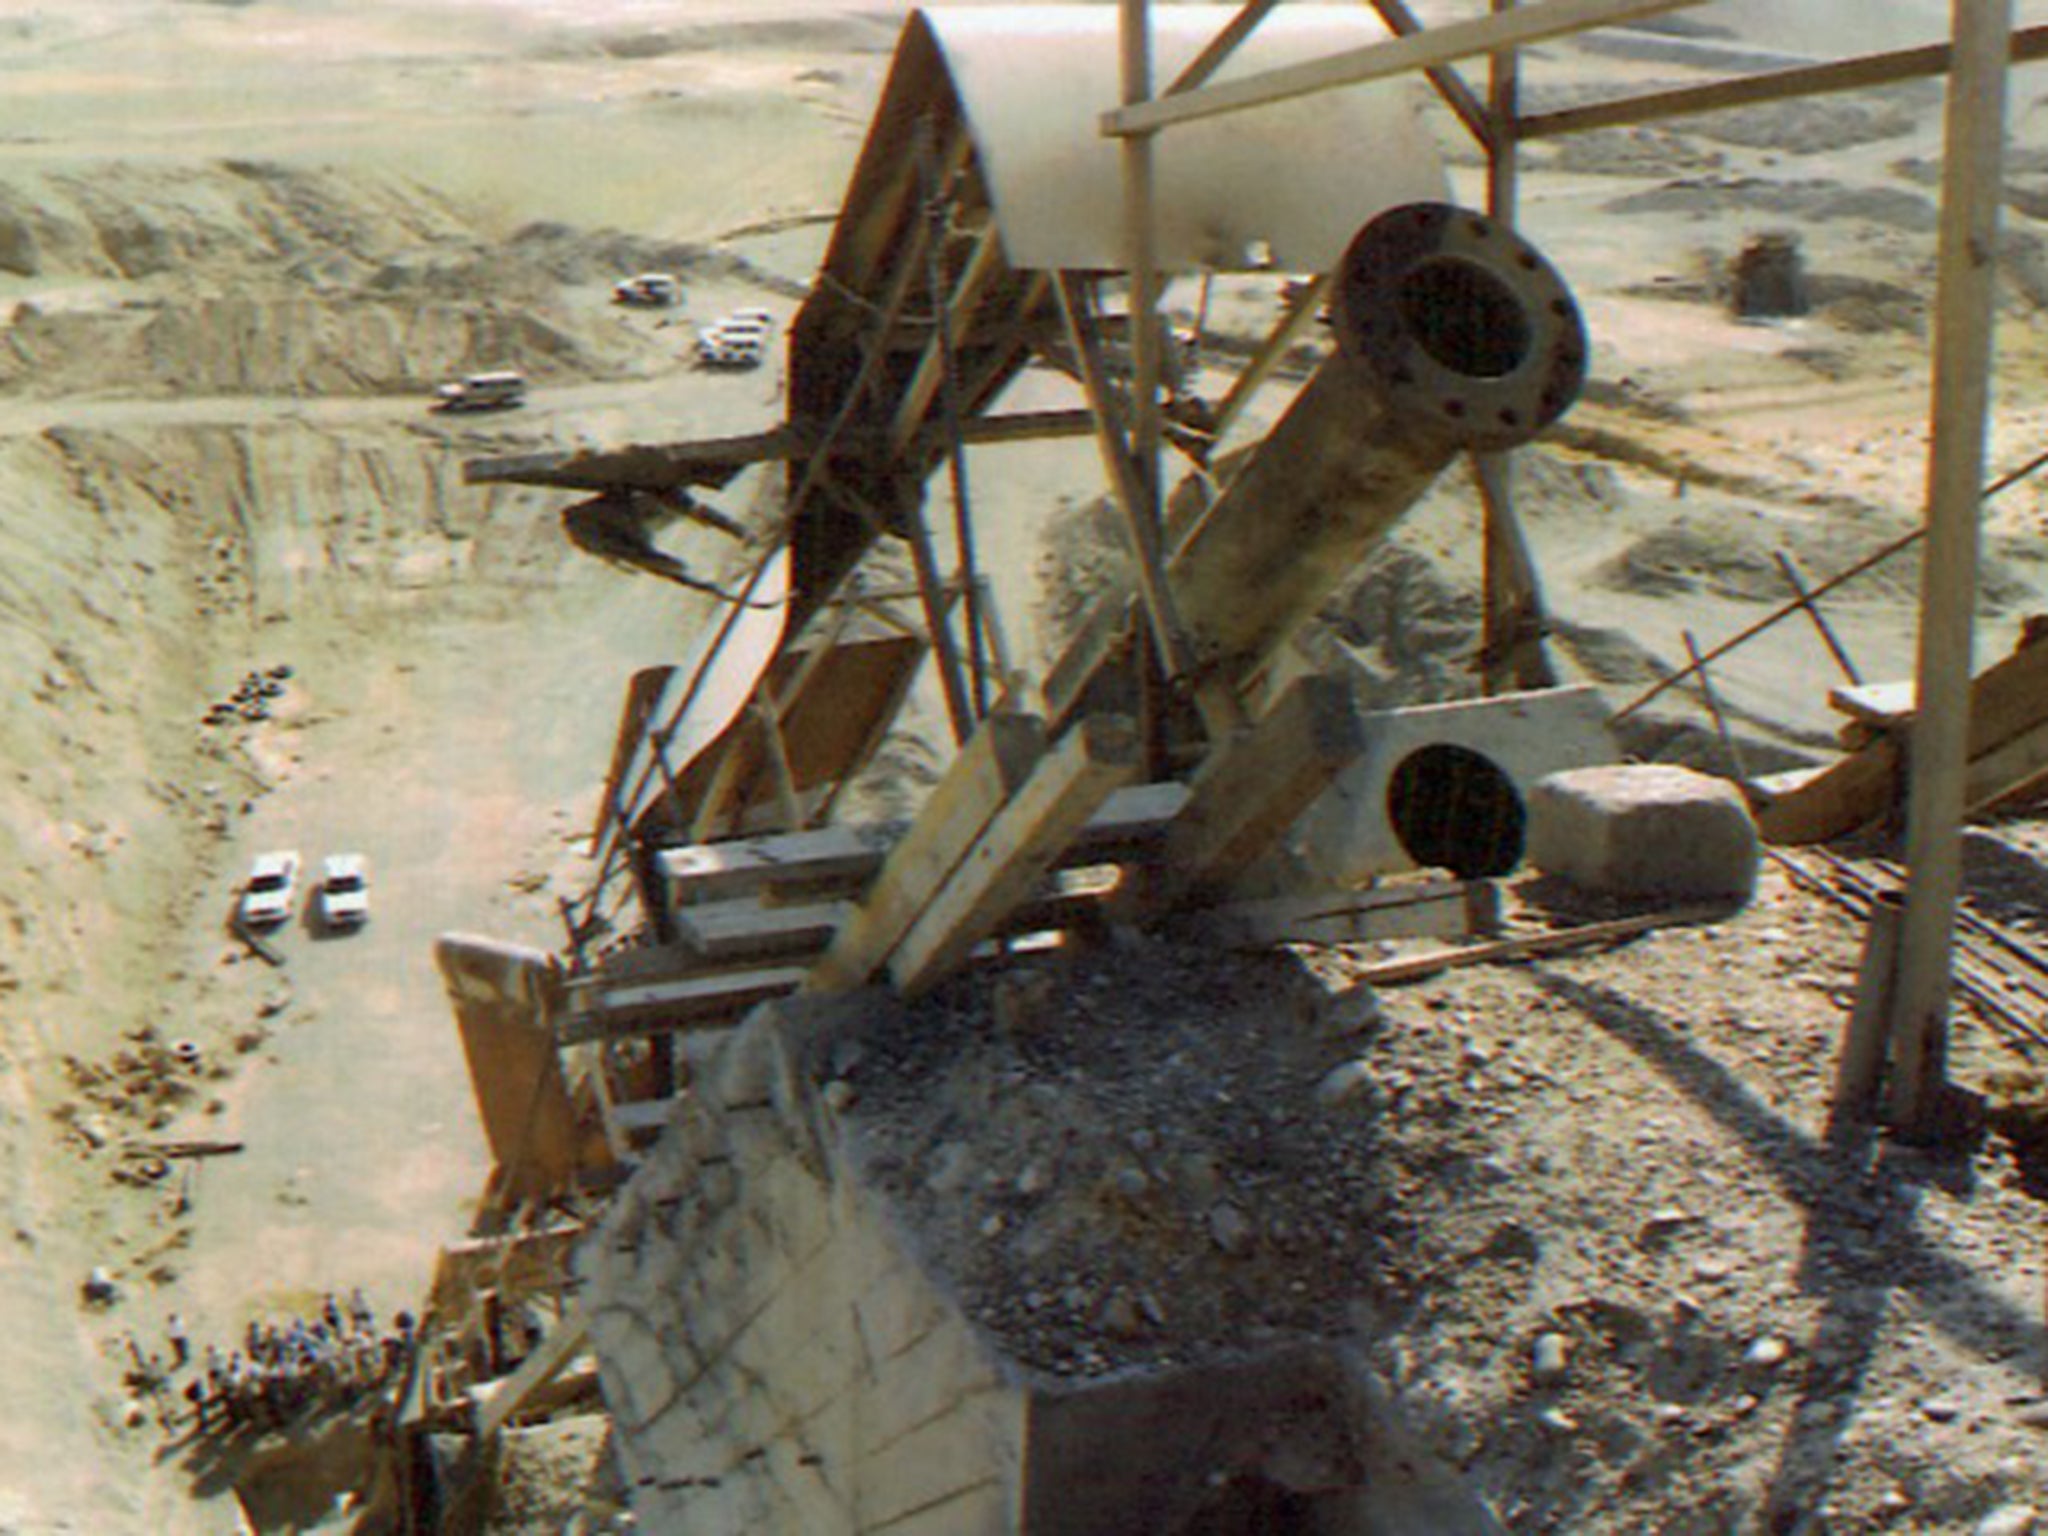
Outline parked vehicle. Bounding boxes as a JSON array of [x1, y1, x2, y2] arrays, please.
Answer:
[[432, 370, 528, 413], [316, 853, 371, 930], [613, 272, 682, 307], [239, 850, 301, 929], [694, 311, 773, 370]]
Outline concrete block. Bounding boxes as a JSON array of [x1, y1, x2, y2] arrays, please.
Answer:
[[1290, 685, 1616, 881], [1527, 763, 1759, 903]]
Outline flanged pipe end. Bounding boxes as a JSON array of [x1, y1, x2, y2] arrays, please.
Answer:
[[1332, 201, 1587, 451]]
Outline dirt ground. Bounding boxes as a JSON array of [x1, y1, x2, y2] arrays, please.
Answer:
[[6, 0, 2048, 1531]]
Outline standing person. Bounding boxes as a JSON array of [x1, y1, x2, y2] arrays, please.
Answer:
[[165, 1312, 190, 1369]]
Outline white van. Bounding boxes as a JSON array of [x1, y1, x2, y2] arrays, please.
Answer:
[[433, 370, 528, 413]]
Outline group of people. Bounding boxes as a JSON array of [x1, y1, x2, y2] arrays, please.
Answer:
[[129, 1291, 417, 1437]]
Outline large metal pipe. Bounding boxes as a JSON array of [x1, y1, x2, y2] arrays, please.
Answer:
[[1167, 200, 1585, 693]]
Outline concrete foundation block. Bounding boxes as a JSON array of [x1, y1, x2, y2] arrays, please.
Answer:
[[1288, 685, 1617, 883], [1527, 764, 1759, 903]]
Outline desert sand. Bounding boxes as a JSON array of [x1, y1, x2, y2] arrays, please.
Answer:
[[5, 0, 2048, 1530]]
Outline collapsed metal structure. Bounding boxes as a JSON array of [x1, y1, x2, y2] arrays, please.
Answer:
[[472, 7, 1586, 1019], [394, 3, 2048, 1528]]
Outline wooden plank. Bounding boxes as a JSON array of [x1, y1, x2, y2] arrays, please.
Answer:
[[474, 1308, 590, 1441], [1834, 893, 1903, 1129], [428, 1223, 587, 1334], [1754, 738, 1902, 846], [1829, 680, 1916, 729], [660, 824, 904, 906], [1195, 878, 1497, 949], [438, 938, 592, 1201], [675, 898, 852, 962], [1079, 779, 1191, 849], [609, 1099, 674, 1137], [893, 716, 1141, 995], [1519, 24, 2048, 142], [1964, 714, 2048, 815], [807, 711, 1048, 993], [1103, 0, 1708, 137], [1354, 904, 1731, 985], [655, 781, 1192, 912], [1161, 673, 1364, 900], [559, 965, 808, 1045], [644, 632, 924, 845], [1757, 636, 2048, 844]]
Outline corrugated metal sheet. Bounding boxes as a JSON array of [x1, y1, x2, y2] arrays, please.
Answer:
[[916, 5, 1450, 273]]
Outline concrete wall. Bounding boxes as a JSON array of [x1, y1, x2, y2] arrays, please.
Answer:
[[578, 999, 1026, 1534], [1287, 685, 1616, 882]]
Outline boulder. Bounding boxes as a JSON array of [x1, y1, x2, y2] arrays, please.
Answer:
[[1528, 764, 1758, 903]]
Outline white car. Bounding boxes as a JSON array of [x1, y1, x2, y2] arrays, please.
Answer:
[[239, 850, 301, 929], [694, 311, 774, 369], [317, 853, 371, 930], [613, 272, 682, 307]]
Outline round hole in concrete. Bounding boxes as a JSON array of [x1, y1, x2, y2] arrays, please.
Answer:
[[1398, 255, 1532, 379], [1386, 742, 1526, 879]]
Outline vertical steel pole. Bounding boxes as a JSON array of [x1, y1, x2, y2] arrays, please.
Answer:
[[1121, 0, 1163, 505], [1121, 0, 1177, 771], [1476, 0, 1556, 695], [1886, 0, 2013, 1134]]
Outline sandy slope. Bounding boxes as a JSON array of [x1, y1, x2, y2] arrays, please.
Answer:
[[0, 2, 867, 1528]]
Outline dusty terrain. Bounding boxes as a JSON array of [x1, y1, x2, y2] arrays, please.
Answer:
[[5, 0, 2048, 1531]]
